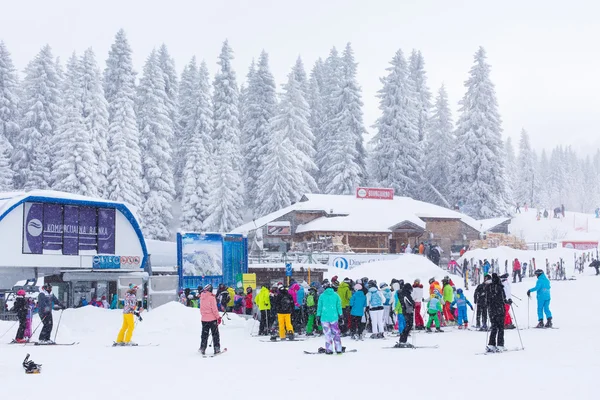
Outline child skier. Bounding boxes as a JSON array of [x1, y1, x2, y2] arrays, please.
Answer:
[[528, 269, 552, 328], [349, 283, 366, 340], [13, 290, 28, 343], [451, 288, 473, 329], [426, 293, 443, 332], [115, 285, 143, 346], [244, 287, 253, 316], [233, 289, 244, 314]]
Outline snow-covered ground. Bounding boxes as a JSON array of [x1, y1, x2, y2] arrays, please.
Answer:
[[509, 207, 600, 242], [1, 261, 597, 399]]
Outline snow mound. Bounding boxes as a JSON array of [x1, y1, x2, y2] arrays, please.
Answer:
[[326, 254, 451, 286]]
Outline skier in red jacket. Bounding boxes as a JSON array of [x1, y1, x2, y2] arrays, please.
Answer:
[[244, 287, 254, 315], [512, 258, 522, 283]]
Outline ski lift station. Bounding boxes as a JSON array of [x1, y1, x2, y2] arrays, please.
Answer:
[[0, 190, 178, 309]]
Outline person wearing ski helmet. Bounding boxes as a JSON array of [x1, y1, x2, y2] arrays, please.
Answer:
[[527, 269, 552, 328], [474, 274, 491, 330], [273, 284, 295, 340], [485, 273, 509, 352], [413, 279, 425, 330], [396, 283, 415, 347], [349, 283, 367, 340], [13, 289, 29, 343], [366, 280, 385, 338], [244, 287, 254, 316], [425, 293, 443, 332], [451, 288, 473, 329], [37, 283, 65, 345], [316, 280, 344, 354], [255, 284, 272, 335], [115, 285, 143, 347], [199, 284, 222, 355]]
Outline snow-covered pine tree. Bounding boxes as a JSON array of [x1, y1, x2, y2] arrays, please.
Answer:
[[320, 43, 367, 193], [52, 53, 99, 196], [80, 48, 110, 196], [537, 149, 551, 208], [242, 51, 277, 212], [292, 56, 309, 96], [409, 50, 432, 142], [369, 49, 422, 198], [176, 58, 199, 191], [104, 29, 143, 209], [451, 47, 509, 218], [180, 61, 213, 231], [308, 59, 326, 187], [316, 48, 343, 190], [516, 129, 535, 205], [204, 40, 244, 231], [15, 45, 62, 190], [503, 136, 517, 206], [137, 50, 175, 240], [0, 41, 20, 150], [424, 84, 453, 206], [0, 134, 12, 191]]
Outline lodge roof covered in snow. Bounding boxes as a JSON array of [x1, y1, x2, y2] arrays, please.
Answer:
[[232, 193, 509, 235]]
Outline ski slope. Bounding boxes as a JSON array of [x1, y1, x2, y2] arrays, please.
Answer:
[[509, 207, 600, 243], [1, 269, 597, 399]]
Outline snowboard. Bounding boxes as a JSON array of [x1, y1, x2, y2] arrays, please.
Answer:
[[304, 349, 357, 355], [201, 348, 228, 358]]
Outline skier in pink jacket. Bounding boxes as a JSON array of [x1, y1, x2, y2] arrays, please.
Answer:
[[199, 284, 221, 355]]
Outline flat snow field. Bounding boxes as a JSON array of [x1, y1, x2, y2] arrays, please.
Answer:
[[1, 273, 597, 400]]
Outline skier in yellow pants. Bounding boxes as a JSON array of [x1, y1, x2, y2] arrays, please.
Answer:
[[273, 285, 295, 340], [115, 285, 143, 346]]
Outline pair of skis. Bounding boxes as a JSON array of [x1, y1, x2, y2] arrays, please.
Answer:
[[10, 340, 78, 346], [476, 347, 524, 355], [200, 348, 228, 358]]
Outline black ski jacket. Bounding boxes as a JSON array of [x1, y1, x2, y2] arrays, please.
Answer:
[[400, 283, 414, 314], [275, 291, 295, 314], [13, 297, 28, 319], [474, 283, 487, 305], [485, 275, 507, 318]]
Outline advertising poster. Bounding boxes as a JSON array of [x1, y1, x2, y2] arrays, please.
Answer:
[[23, 202, 43, 254], [98, 208, 116, 254], [181, 233, 223, 276], [78, 206, 98, 252], [43, 203, 63, 251], [63, 205, 79, 255]]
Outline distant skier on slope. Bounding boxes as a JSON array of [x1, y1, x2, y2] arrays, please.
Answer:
[[528, 269, 553, 328], [115, 285, 143, 346], [485, 273, 509, 352], [199, 284, 222, 355], [316, 281, 344, 354]]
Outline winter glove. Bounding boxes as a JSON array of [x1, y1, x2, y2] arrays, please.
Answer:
[[507, 299, 513, 305], [217, 317, 222, 325], [526, 290, 531, 298]]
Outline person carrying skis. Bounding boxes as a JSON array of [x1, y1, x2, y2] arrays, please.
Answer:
[[199, 284, 222, 355], [474, 274, 491, 330], [425, 293, 443, 332], [349, 283, 366, 340], [255, 284, 271, 335], [305, 286, 321, 336], [316, 281, 344, 354], [396, 283, 414, 347], [413, 279, 425, 330], [451, 288, 473, 329], [485, 273, 509, 352], [512, 258, 522, 283], [37, 283, 65, 345], [273, 284, 295, 340], [13, 290, 29, 343], [500, 274, 515, 329], [366, 280, 385, 338], [527, 269, 552, 328]]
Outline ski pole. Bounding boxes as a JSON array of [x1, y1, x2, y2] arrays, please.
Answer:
[[0, 319, 19, 339], [53, 309, 64, 343], [30, 314, 47, 338], [512, 294, 522, 301], [511, 304, 525, 350], [471, 305, 476, 326], [527, 296, 530, 329]]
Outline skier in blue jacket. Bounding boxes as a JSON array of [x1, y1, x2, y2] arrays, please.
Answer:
[[451, 288, 473, 329], [527, 269, 552, 328], [349, 283, 367, 340]]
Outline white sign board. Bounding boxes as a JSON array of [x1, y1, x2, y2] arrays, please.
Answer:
[[328, 253, 402, 269]]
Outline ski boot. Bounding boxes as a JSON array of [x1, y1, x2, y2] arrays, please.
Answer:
[[485, 345, 497, 353], [378, 332, 385, 339], [496, 346, 505, 352], [464, 322, 469, 329], [351, 334, 357, 340], [505, 324, 516, 330], [306, 332, 314, 337], [14, 338, 28, 343], [535, 319, 544, 328], [270, 335, 278, 341], [435, 327, 444, 333], [286, 331, 295, 341], [458, 325, 463, 330], [317, 347, 327, 354], [199, 348, 206, 355], [479, 325, 488, 332], [545, 318, 553, 328], [475, 324, 481, 329], [426, 327, 432, 333], [214, 347, 221, 355], [370, 334, 376, 339]]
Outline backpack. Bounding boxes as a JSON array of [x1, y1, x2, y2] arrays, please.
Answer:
[[280, 295, 293, 312], [306, 294, 315, 307]]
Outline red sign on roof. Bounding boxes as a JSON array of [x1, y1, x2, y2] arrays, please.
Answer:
[[356, 187, 394, 200]]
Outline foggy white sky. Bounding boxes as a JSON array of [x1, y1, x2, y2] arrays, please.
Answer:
[[1, 0, 598, 154]]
